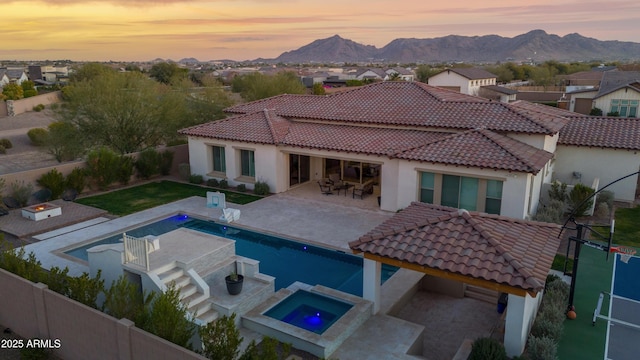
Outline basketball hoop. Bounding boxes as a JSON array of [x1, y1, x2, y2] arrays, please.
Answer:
[[609, 246, 637, 264]]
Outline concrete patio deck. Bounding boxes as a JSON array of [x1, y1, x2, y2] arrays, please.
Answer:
[[14, 184, 501, 359]]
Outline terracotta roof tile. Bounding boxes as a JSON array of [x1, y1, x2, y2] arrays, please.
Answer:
[[349, 202, 562, 293], [559, 116, 640, 150], [396, 128, 553, 173], [224, 82, 569, 135]]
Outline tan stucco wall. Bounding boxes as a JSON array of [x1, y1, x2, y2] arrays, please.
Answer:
[[7, 91, 62, 116], [0, 269, 207, 360], [554, 145, 640, 202]]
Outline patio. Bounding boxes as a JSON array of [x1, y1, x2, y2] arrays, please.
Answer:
[[15, 189, 502, 360]]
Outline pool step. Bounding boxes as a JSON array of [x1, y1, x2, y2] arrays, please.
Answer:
[[156, 264, 221, 326]]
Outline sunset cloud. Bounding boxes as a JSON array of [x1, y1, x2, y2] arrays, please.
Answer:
[[1, 0, 638, 61]]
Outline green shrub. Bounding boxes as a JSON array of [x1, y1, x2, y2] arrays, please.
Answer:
[[32, 104, 45, 112], [27, 128, 49, 146], [533, 199, 565, 224], [20, 344, 50, 360], [469, 337, 507, 360], [253, 180, 270, 195], [236, 184, 246, 192], [189, 174, 203, 184], [37, 168, 66, 199], [141, 283, 196, 349], [199, 313, 243, 360], [0, 245, 43, 283], [159, 150, 174, 176], [10, 180, 34, 207], [0, 145, 5, 154], [117, 156, 135, 185], [595, 190, 614, 209], [239, 337, 291, 360], [568, 183, 594, 217], [206, 178, 220, 187], [531, 317, 563, 342], [594, 202, 610, 218], [135, 148, 161, 179], [548, 181, 567, 202], [86, 147, 123, 190], [527, 336, 558, 360], [65, 167, 87, 194], [219, 179, 229, 189], [0, 138, 13, 149], [103, 275, 154, 325]]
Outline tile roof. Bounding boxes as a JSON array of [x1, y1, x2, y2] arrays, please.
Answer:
[[225, 82, 569, 135], [435, 67, 498, 80], [596, 71, 640, 98], [396, 128, 553, 174], [559, 116, 640, 150], [349, 202, 562, 293], [180, 109, 452, 156]]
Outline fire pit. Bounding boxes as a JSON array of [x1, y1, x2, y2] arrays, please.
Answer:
[[21, 203, 62, 221]]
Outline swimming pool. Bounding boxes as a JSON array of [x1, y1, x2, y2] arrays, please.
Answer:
[[64, 214, 397, 296]]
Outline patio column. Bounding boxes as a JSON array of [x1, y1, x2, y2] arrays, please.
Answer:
[[504, 292, 540, 357], [362, 258, 381, 314]]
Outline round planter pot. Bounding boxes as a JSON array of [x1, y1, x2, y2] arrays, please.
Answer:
[[225, 275, 244, 295]]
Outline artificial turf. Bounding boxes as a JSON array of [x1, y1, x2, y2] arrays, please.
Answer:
[[75, 180, 263, 215]]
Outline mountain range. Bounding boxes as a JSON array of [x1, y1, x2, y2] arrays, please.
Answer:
[[271, 30, 640, 64]]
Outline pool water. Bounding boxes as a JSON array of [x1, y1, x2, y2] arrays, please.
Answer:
[[65, 214, 398, 296], [264, 290, 353, 334]]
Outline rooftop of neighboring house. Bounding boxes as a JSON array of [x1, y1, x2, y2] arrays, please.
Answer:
[[432, 67, 497, 80], [560, 116, 640, 150], [596, 71, 640, 98]]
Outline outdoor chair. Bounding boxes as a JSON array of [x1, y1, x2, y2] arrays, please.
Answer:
[[318, 180, 333, 195], [328, 173, 344, 188]]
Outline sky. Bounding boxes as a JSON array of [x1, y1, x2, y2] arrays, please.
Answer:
[[1, 0, 640, 62]]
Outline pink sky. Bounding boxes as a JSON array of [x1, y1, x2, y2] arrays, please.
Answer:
[[1, 0, 639, 62]]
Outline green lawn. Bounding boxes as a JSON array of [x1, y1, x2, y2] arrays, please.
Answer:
[[75, 180, 263, 216], [610, 206, 640, 247]]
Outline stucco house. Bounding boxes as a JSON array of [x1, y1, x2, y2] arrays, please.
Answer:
[[568, 71, 640, 117], [0, 69, 10, 88], [428, 67, 498, 96], [180, 81, 640, 217], [1, 68, 29, 86]]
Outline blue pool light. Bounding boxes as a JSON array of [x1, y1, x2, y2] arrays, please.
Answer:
[[305, 312, 323, 326], [303, 246, 307, 250]]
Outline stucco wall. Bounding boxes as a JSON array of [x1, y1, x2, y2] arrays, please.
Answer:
[[396, 161, 534, 219], [554, 145, 640, 202], [429, 72, 471, 94], [0, 144, 188, 198], [0, 268, 207, 360], [6, 91, 62, 116]]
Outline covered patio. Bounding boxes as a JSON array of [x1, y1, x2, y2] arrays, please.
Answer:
[[349, 202, 562, 357]]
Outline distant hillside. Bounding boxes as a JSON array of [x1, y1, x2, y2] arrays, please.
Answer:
[[273, 30, 640, 63]]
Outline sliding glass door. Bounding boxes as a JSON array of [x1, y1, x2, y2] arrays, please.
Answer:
[[289, 154, 310, 186]]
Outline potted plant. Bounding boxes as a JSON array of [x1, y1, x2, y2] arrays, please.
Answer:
[[225, 271, 244, 295]]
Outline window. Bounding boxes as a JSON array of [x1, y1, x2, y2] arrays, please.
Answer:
[[419, 172, 503, 214], [485, 180, 503, 215], [610, 99, 639, 117], [240, 149, 255, 177], [212, 146, 225, 173], [441, 175, 478, 210], [420, 172, 434, 203]]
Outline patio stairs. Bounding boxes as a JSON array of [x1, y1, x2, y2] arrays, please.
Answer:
[[464, 285, 499, 305], [157, 265, 219, 324]]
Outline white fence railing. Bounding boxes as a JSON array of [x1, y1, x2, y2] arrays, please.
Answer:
[[123, 233, 150, 271]]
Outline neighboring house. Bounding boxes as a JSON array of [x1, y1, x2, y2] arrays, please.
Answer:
[[568, 71, 640, 117], [3, 68, 29, 85], [385, 67, 415, 81], [180, 82, 640, 216], [428, 67, 497, 96], [478, 85, 518, 103], [353, 68, 387, 81], [0, 69, 10, 88]]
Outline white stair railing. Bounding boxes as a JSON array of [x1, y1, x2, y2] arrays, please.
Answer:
[[123, 233, 150, 271]]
